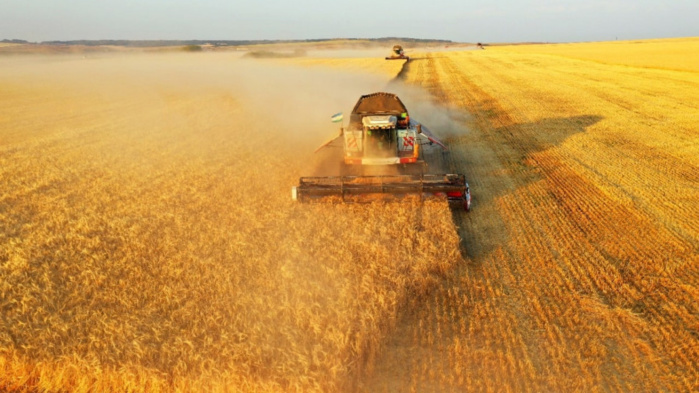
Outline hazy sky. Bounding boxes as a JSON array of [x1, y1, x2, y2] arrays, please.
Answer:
[[1, 0, 697, 43]]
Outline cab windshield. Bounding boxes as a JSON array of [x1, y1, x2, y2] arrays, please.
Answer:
[[364, 127, 396, 158]]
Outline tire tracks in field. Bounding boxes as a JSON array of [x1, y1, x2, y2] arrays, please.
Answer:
[[362, 50, 691, 391], [364, 49, 699, 392], [361, 53, 547, 392], [433, 54, 691, 389]]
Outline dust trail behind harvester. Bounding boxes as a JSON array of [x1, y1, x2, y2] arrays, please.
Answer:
[[0, 51, 466, 392]]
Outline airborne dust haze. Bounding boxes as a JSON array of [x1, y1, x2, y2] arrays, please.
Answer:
[[0, 49, 469, 392], [0, 49, 468, 166]]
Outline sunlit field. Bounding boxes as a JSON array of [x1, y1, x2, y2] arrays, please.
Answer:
[[1, 37, 698, 392], [0, 53, 460, 392], [366, 39, 699, 392], [501, 36, 699, 73]]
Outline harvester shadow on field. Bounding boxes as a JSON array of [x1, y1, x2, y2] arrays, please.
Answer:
[[391, 55, 449, 80], [447, 113, 603, 262], [393, 58, 426, 81], [384, 59, 604, 264]]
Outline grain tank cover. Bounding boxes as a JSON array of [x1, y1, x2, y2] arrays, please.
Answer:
[[351, 92, 408, 116]]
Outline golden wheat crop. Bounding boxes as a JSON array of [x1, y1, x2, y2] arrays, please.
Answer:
[[2, 37, 698, 393], [364, 39, 698, 392], [0, 52, 461, 392], [501, 37, 699, 73]]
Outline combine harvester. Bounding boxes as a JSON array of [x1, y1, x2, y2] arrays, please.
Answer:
[[385, 44, 409, 61], [292, 92, 471, 210]]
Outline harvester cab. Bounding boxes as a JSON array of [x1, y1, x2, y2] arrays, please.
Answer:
[[342, 93, 422, 170], [292, 92, 471, 210], [362, 115, 398, 158], [342, 113, 420, 167]]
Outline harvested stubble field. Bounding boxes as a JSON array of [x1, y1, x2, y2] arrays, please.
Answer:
[[1, 38, 698, 393], [365, 38, 699, 392]]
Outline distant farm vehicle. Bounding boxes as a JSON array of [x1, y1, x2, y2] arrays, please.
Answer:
[[385, 44, 410, 61]]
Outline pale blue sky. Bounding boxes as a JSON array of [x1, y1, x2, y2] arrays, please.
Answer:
[[1, 0, 697, 43]]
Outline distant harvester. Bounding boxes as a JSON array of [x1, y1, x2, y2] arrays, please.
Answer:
[[385, 44, 410, 61]]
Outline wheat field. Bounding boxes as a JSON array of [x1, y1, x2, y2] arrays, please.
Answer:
[[1, 38, 698, 392], [365, 39, 699, 392], [0, 53, 464, 392]]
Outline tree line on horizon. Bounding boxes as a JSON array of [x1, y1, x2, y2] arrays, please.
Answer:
[[2, 37, 452, 47]]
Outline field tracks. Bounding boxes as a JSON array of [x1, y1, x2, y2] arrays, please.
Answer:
[[365, 45, 698, 392], [1, 42, 697, 392]]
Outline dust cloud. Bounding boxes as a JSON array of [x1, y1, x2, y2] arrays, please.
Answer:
[[387, 81, 472, 139], [0, 49, 472, 391], [0, 51, 469, 171]]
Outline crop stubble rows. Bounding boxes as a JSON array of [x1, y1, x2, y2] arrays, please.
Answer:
[[365, 43, 698, 392]]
